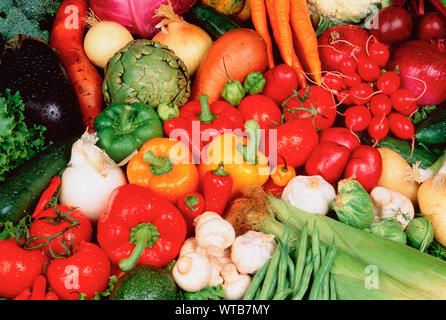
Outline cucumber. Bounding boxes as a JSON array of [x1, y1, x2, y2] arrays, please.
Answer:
[[377, 136, 437, 169], [415, 107, 446, 145], [187, 3, 241, 40], [0, 136, 76, 224]]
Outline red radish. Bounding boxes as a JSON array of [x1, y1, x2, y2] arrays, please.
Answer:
[[343, 72, 362, 88], [319, 127, 361, 150], [322, 73, 346, 92], [377, 71, 401, 95], [262, 64, 300, 106], [430, 38, 446, 52], [343, 145, 382, 192], [357, 56, 381, 82], [305, 141, 351, 185], [46, 241, 111, 300], [388, 112, 415, 140], [391, 89, 418, 114], [318, 24, 370, 72], [417, 12, 446, 40], [336, 90, 354, 105], [387, 40, 446, 106], [339, 57, 358, 75], [369, 6, 414, 45], [370, 94, 392, 116], [368, 115, 390, 143], [368, 41, 390, 67], [349, 83, 375, 105], [237, 95, 282, 130], [344, 105, 372, 132], [0, 239, 48, 299]]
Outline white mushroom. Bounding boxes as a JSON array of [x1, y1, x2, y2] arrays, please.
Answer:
[[172, 252, 212, 292], [221, 263, 251, 300]]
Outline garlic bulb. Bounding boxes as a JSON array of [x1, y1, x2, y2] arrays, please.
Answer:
[[282, 175, 336, 215], [231, 231, 276, 274]]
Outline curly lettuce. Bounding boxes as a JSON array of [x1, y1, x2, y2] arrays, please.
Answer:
[[0, 89, 47, 181], [183, 285, 225, 300]]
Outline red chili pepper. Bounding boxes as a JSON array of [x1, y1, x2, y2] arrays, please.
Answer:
[[32, 176, 61, 219], [13, 288, 31, 300], [30, 275, 47, 300], [203, 163, 233, 216], [164, 95, 244, 157], [97, 184, 187, 272], [176, 192, 205, 236], [45, 292, 59, 300]]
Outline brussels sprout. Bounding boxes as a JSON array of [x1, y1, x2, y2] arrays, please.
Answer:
[[332, 178, 375, 229], [365, 218, 407, 245], [406, 216, 434, 250]]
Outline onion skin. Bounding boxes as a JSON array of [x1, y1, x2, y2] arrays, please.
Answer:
[[387, 40, 446, 106]]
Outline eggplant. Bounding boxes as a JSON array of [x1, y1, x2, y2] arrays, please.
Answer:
[[0, 35, 83, 141]]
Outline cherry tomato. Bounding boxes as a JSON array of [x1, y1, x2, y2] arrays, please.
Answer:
[[391, 89, 417, 114], [262, 64, 300, 106], [349, 83, 375, 105], [344, 105, 372, 132], [357, 56, 381, 82], [388, 112, 415, 140], [322, 73, 346, 92], [369, 94, 392, 116], [237, 94, 282, 130], [368, 41, 390, 67], [377, 71, 401, 95], [368, 115, 390, 142], [339, 57, 357, 75], [343, 72, 362, 88]]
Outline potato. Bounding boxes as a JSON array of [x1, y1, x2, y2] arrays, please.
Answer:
[[377, 148, 418, 205], [418, 177, 446, 247]]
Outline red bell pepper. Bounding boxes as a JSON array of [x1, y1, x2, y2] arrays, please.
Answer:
[[202, 163, 233, 216], [176, 192, 205, 236], [97, 184, 187, 272], [163, 95, 244, 157]]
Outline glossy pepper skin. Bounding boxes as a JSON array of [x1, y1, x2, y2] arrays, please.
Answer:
[[164, 95, 244, 158], [94, 102, 164, 163], [97, 184, 187, 271], [126, 137, 199, 203], [176, 192, 205, 236], [202, 163, 233, 215], [198, 120, 270, 197], [243, 71, 266, 95]]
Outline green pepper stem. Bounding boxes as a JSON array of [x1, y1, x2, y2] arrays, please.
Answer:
[[143, 151, 173, 175], [119, 223, 159, 272], [184, 194, 199, 212], [198, 95, 216, 124], [118, 105, 134, 133], [212, 162, 229, 176], [245, 120, 261, 164]]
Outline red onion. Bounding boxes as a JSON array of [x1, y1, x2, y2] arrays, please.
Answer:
[[387, 40, 446, 106]]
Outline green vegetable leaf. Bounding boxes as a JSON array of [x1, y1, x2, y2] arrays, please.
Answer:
[[411, 105, 437, 125], [91, 276, 119, 300], [184, 285, 225, 300]]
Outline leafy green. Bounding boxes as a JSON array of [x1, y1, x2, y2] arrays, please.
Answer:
[[411, 105, 437, 125], [427, 240, 446, 261], [0, 215, 31, 241], [184, 285, 225, 300], [91, 276, 119, 300], [315, 17, 345, 36], [0, 89, 48, 182], [0, 0, 61, 42]]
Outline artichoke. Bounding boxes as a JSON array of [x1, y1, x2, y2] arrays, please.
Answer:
[[103, 40, 190, 108]]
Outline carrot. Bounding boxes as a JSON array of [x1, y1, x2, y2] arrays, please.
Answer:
[[289, 0, 322, 85], [191, 28, 269, 103], [249, 0, 275, 68], [50, 0, 103, 132], [267, 0, 306, 88]]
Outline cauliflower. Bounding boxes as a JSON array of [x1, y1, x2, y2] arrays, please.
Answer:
[[307, 0, 391, 35]]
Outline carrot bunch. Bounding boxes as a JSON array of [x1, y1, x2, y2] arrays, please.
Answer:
[[249, 0, 322, 87]]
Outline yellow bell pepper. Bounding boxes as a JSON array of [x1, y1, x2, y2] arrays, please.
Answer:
[[198, 120, 270, 197]]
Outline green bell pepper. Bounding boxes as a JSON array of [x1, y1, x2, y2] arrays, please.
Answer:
[[243, 72, 266, 95], [94, 103, 164, 163]]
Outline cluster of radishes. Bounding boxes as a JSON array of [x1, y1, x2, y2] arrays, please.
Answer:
[[321, 35, 419, 145]]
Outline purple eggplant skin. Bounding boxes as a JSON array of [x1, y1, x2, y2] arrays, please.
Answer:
[[0, 35, 83, 142]]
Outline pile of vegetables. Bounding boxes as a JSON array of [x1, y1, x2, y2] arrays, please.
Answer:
[[2, 0, 446, 302]]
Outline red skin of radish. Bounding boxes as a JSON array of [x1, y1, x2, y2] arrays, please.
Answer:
[[388, 112, 415, 140], [322, 73, 346, 92], [368, 115, 390, 142], [319, 127, 361, 150], [377, 71, 401, 96], [391, 89, 418, 115], [417, 12, 446, 41], [305, 141, 351, 185], [262, 64, 300, 106], [344, 105, 372, 132], [344, 73, 362, 88], [343, 145, 382, 192], [337, 90, 354, 105], [318, 24, 370, 73], [349, 83, 375, 105], [370, 94, 392, 116], [339, 58, 358, 75], [369, 6, 414, 45], [357, 57, 381, 82], [368, 41, 390, 67]]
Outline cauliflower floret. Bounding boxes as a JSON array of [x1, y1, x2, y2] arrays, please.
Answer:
[[307, 0, 390, 23]]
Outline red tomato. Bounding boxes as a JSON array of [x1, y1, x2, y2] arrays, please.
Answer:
[[28, 205, 93, 255], [283, 86, 337, 130], [0, 239, 48, 299], [343, 145, 382, 192], [46, 241, 111, 300], [319, 127, 361, 150], [305, 141, 351, 185], [237, 95, 282, 130], [262, 177, 285, 198], [262, 64, 300, 106]]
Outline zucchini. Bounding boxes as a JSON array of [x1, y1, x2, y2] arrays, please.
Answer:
[[0, 136, 76, 224], [187, 3, 241, 40], [377, 136, 437, 169], [415, 107, 446, 145]]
